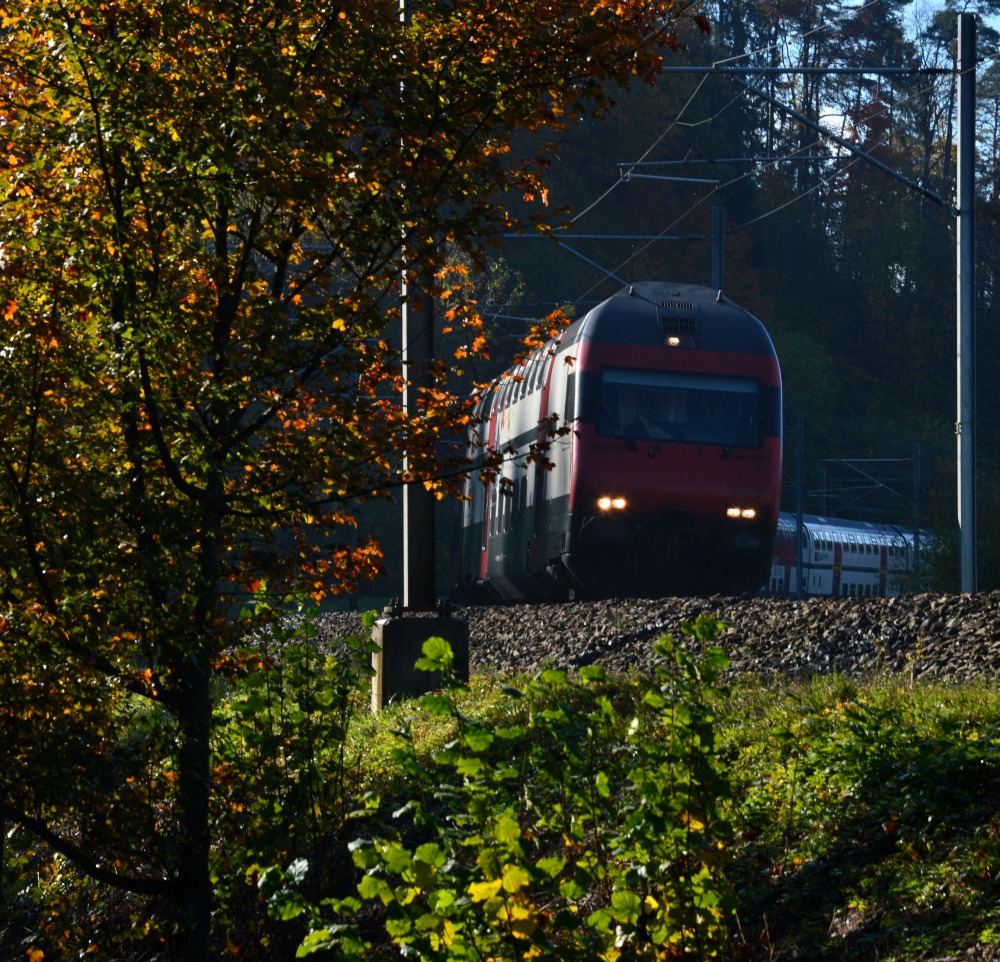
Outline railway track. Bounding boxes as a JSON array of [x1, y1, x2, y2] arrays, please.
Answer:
[[319, 591, 1000, 684]]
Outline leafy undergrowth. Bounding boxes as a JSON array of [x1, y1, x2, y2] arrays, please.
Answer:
[[343, 667, 1000, 962], [5, 616, 1000, 962], [721, 673, 1000, 961], [264, 622, 736, 961]]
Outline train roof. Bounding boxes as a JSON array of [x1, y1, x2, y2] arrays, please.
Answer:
[[559, 282, 777, 355], [778, 511, 916, 540]]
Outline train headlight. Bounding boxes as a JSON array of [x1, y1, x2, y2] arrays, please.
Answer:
[[598, 496, 628, 511], [727, 506, 757, 519]]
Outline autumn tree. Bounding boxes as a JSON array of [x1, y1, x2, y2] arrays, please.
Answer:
[[0, 0, 704, 957]]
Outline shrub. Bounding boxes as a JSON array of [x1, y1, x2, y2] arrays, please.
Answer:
[[261, 614, 735, 961]]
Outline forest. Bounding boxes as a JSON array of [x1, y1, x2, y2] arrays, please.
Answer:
[[361, 0, 1000, 596]]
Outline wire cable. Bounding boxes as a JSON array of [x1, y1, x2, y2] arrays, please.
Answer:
[[569, 73, 713, 225]]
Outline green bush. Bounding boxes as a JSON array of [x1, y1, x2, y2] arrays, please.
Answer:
[[210, 601, 378, 956], [261, 614, 736, 961]]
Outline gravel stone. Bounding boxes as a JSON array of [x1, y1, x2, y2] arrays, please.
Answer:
[[315, 592, 1000, 683]]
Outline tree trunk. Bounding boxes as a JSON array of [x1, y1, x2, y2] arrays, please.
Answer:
[[175, 655, 213, 961]]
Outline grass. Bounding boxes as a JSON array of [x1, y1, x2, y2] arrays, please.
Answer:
[[719, 673, 1000, 961], [347, 666, 1000, 962]]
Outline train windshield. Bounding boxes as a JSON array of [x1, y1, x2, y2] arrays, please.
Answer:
[[598, 369, 760, 446]]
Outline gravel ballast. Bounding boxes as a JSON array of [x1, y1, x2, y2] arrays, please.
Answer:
[[316, 591, 1000, 683]]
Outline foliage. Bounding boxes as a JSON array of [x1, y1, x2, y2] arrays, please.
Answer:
[[8, 608, 1000, 962], [723, 673, 1000, 961], [1, 599, 379, 961], [209, 601, 379, 958], [0, 2, 702, 957], [261, 615, 736, 960]]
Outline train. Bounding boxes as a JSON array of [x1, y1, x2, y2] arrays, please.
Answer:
[[452, 281, 784, 601], [768, 512, 921, 599]]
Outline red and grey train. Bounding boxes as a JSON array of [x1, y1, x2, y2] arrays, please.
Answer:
[[767, 513, 920, 599], [452, 281, 784, 601]]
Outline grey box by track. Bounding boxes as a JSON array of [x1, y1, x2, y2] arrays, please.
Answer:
[[371, 613, 469, 712]]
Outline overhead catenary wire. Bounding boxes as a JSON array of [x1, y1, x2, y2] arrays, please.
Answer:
[[565, 63, 956, 298], [568, 73, 713, 224], [516, 0, 984, 309]]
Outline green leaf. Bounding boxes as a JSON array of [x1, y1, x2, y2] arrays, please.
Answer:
[[610, 889, 642, 923], [535, 855, 566, 878], [296, 929, 336, 957], [417, 636, 453, 670], [415, 842, 445, 867], [493, 813, 521, 844], [595, 770, 611, 799], [358, 875, 393, 904], [380, 843, 413, 874], [420, 693, 454, 715], [502, 863, 532, 893], [455, 757, 485, 777], [560, 877, 587, 901], [462, 727, 494, 752]]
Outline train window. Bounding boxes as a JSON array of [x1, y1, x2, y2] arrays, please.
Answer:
[[534, 355, 548, 393], [501, 376, 514, 409], [524, 356, 537, 395], [598, 368, 760, 445]]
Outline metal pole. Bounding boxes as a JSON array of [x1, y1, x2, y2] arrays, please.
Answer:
[[956, 12, 977, 592], [712, 204, 724, 290], [796, 414, 804, 599], [402, 278, 438, 610], [399, 0, 437, 610]]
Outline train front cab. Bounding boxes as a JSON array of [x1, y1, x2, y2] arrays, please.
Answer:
[[554, 287, 782, 599], [453, 282, 783, 602], [563, 369, 780, 596]]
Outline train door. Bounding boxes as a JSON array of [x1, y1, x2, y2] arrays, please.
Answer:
[[810, 530, 834, 595], [480, 379, 509, 580]]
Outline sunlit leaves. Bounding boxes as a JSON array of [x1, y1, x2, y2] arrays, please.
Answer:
[[0, 0, 696, 952], [260, 621, 734, 960]]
